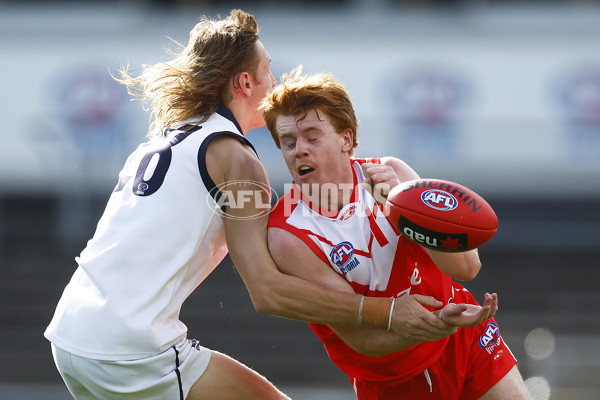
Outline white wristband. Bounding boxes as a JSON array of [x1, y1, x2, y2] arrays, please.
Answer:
[[357, 296, 365, 324], [387, 298, 396, 331]]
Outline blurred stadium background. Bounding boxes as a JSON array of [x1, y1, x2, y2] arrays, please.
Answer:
[[1, 0, 599, 399]]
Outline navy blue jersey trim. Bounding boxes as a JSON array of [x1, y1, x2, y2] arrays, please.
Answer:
[[162, 123, 202, 138], [216, 106, 244, 135], [198, 131, 258, 211]]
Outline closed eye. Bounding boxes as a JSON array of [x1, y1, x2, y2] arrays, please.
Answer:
[[281, 141, 295, 149]]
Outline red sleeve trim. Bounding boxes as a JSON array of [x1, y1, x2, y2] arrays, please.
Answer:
[[352, 157, 382, 165]]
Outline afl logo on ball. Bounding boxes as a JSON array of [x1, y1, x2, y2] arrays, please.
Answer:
[[330, 242, 354, 266], [421, 189, 458, 211]]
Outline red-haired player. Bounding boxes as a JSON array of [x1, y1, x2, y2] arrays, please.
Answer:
[[262, 68, 531, 400]]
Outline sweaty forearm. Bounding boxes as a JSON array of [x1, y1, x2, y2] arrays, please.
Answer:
[[227, 218, 393, 328], [231, 247, 396, 328], [241, 265, 363, 325], [328, 323, 420, 357]]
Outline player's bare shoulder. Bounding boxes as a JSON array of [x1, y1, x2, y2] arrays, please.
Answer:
[[206, 134, 265, 187]]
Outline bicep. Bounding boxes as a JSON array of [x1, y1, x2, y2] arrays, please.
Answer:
[[206, 135, 278, 288], [206, 135, 270, 199], [268, 227, 353, 294]]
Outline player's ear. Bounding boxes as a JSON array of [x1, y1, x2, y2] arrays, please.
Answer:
[[341, 129, 354, 153], [232, 71, 252, 96]]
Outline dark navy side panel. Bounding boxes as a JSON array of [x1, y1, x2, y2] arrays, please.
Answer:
[[198, 131, 258, 210]]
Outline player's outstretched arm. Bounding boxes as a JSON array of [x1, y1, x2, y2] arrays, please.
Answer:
[[329, 294, 461, 357], [206, 135, 364, 325], [204, 135, 422, 328], [268, 227, 458, 357]]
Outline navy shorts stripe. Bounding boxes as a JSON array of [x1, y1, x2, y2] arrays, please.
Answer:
[[173, 346, 183, 400]]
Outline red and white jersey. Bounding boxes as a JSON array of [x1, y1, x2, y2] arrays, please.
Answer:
[[45, 107, 253, 361], [269, 158, 456, 382]]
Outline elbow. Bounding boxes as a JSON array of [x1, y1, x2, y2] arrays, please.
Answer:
[[466, 257, 483, 280], [454, 249, 482, 281], [250, 295, 268, 314], [455, 272, 477, 282], [455, 260, 482, 281], [252, 297, 279, 316], [249, 288, 277, 316], [246, 276, 283, 316]]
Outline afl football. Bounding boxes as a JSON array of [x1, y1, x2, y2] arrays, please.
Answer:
[[385, 179, 498, 252]]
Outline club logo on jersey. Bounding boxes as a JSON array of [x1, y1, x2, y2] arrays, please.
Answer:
[[208, 180, 278, 220], [421, 189, 458, 211], [479, 321, 501, 353], [339, 204, 357, 221], [330, 242, 360, 275], [136, 182, 150, 194]]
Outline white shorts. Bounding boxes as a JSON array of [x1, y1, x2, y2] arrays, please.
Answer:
[[51, 338, 212, 400]]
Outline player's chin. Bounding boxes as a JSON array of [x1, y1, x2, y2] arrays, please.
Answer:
[[295, 171, 316, 184], [249, 113, 267, 130]]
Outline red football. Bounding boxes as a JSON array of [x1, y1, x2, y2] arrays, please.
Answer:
[[385, 179, 498, 252]]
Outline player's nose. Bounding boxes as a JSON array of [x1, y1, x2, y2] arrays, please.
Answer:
[[294, 138, 309, 156]]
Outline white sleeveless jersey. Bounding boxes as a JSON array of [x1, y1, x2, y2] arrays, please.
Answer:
[[45, 108, 253, 360]]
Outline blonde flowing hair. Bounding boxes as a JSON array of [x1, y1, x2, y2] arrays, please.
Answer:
[[115, 9, 260, 137]]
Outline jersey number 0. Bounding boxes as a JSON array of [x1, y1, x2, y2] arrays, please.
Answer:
[[113, 127, 200, 196]]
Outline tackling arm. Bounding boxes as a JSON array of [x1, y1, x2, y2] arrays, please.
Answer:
[[207, 135, 362, 324], [268, 227, 458, 357]]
